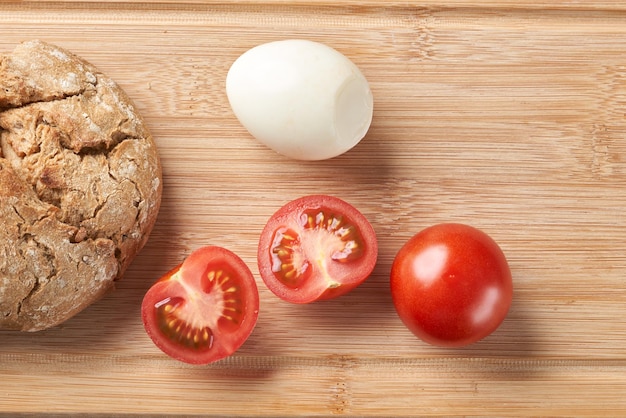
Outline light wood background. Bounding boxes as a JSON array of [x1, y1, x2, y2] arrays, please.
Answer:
[[1, 1, 626, 416]]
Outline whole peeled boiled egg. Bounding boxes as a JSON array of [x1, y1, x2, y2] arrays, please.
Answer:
[[226, 39, 373, 161]]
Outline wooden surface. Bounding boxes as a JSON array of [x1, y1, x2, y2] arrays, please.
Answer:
[[1, 1, 626, 416]]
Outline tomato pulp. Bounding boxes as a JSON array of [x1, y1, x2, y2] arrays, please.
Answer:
[[141, 246, 259, 364], [390, 223, 513, 347], [258, 195, 378, 303]]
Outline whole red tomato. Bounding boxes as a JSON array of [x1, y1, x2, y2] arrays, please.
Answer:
[[390, 223, 512, 347]]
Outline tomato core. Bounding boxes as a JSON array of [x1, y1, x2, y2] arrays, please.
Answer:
[[269, 208, 365, 289], [156, 297, 215, 350]]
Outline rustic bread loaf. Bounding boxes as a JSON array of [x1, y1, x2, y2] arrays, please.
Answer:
[[0, 40, 162, 331]]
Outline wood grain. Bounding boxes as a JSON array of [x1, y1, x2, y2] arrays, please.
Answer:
[[1, 1, 626, 416], [17, 0, 626, 11]]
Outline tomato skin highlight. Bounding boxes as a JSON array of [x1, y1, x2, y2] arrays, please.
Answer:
[[390, 223, 512, 347], [258, 195, 378, 304], [141, 246, 259, 365]]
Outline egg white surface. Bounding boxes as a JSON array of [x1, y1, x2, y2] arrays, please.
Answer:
[[226, 39, 373, 161]]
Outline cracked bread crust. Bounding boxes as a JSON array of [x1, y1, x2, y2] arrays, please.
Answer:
[[0, 40, 162, 331]]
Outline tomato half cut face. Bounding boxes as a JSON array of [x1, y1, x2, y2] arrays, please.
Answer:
[[258, 195, 378, 303], [141, 246, 259, 365]]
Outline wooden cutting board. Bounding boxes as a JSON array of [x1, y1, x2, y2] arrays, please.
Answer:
[[1, 1, 626, 416]]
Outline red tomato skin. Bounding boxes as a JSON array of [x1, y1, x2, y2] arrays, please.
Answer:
[[141, 246, 259, 365], [258, 195, 378, 304], [390, 223, 512, 347]]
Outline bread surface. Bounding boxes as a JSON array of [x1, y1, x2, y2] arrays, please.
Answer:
[[0, 40, 162, 331]]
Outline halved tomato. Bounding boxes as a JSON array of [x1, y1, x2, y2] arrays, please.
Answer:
[[257, 195, 378, 303], [141, 246, 259, 365]]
